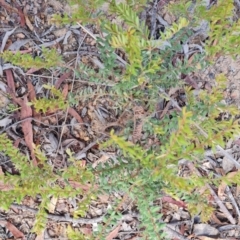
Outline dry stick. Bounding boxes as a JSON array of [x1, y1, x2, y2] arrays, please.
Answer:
[[218, 224, 240, 232], [163, 225, 189, 240], [0, 27, 17, 53], [187, 162, 236, 225], [215, 145, 240, 169], [208, 186, 236, 224], [0, 117, 89, 135], [225, 186, 240, 221], [74, 136, 105, 159], [212, 170, 240, 222], [11, 204, 104, 224]]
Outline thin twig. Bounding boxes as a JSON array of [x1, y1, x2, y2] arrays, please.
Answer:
[[63, 50, 100, 57], [55, 107, 69, 156], [215, 145, 240, 169], [74, 136, 105, 159], [208, 186, 236, 224], [163, 225, 189, 240], [0, 117, 89, 134], [168, 220, 192, 226], [0, 27, 17, 53], [218, 224, 240, 232], [11, 204, 104, 224], [187, 162, 236, 224], [225, 186, 240, 220]]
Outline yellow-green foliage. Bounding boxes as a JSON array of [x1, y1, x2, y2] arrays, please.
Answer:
[[0, 135, 94, 233], [168, 0, 240, 57], [109, 96, 240, 221], [52, 0, 148, 26], [52, 0, 106, 25], [1, 47, 62, 69], [1, 0, 240, 238], [105, 3, 189, 76], [67, 225, 94, 240], [106, 74, 240, 223], [31, 85, 67, 113]]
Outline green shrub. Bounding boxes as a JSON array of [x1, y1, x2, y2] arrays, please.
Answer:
[[0, 136, 95, 233], [1, 0, 240, 239]]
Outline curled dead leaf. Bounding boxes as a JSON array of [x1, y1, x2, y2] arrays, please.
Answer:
[[68, 107, 84, 123], [106, 225, 121, 240]]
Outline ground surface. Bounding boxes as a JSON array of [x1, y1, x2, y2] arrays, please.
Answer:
[[1, 0, 240, 239]]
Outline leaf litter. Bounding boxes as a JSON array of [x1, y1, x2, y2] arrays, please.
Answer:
[[1, 0, 240, 239]]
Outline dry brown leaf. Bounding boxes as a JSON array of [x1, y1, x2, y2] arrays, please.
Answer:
[[54, 72, 71, 89], [21, 95, 37, 166], [226, 170, 240, 178], [27, 80, 41, 124], [236, 185, 240, 197], [0, 221, 25, 239], [27, 80, 36, 102], [35, 231, 44, 240], [62, 83, 69, 99], [98, 194, 110, 203], [68, 180, 97, 191], [23, 7, 34, 31], [106, 225, 121, 240], [25, 15, 34, 31], [68, 107, 84, 123], [92, 154, 110, 168], [0, 0, 18, 13], [210, 213, 223, 225], [218, 182, 227, 200], [162, 196, 187, 208], [79, 227, 92, 235], [5, 69, 16, 97], [198, 186, 208, 195], [5, 69, 22, 107], [163, 12, 175, 25], [26, 68, 41, 74], [6, 222, 25, 239], [48, 196, 58, 214], [13, 138, 21, 148], [16, 6, 25, 27]]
